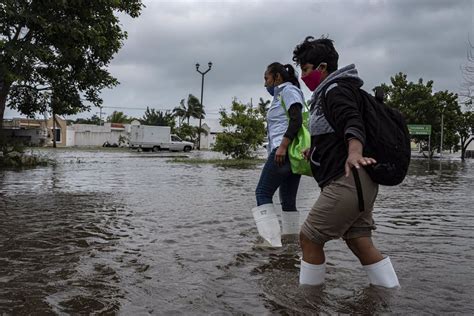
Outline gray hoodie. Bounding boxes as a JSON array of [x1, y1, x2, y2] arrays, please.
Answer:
[[309, 64, 364, 136]]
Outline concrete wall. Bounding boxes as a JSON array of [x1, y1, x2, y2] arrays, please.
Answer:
[[74, 130, 127, 146], [199, 124, 220, 150], [0, 128, 47, 146], [66, 127, 75, 147], [467, 139, 474, 151], [70, 123, 129, 147], [2, 117, 51, 146]]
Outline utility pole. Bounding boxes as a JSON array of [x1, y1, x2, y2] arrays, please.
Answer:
[[98, 106, 104, 126], [195, 62, 212, 150], [440, 112, 444, 159]]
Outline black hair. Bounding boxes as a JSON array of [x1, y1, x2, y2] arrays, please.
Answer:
[[266, 62, 300, 88], [292, 36, 339, 73]]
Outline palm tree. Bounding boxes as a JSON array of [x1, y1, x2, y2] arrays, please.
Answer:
[[107, 111, 128, 123], [174, 94, 205, 125], [187, 94, 205, 122], [173, 99, 187, 126]]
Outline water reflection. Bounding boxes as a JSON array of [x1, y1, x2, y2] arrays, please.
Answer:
[[0, 188, 130, 314]]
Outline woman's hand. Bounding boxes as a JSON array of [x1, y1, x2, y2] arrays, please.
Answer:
[[275, 146, 287, 167], [303, 148, 311, 161], [275, 137, 291, 167]]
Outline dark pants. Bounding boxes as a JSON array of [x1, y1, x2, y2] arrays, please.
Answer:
[[255, 148, 301, 211]]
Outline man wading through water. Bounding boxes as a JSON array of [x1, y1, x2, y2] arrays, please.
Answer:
[[293, 36, 400, 288]]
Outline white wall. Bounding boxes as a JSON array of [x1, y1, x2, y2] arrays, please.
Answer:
[[69, 123, 129, 147], [467, 138, 474, 151], [66, 127, 75, 146], [200, 132, 218, 150], [74, 130, 127, 146]]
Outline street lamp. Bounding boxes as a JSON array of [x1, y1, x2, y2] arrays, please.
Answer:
[[195, 61, 212, 150]]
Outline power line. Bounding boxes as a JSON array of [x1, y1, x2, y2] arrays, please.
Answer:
[[102, 106, 160, 111], [100, 105, 222, 114]]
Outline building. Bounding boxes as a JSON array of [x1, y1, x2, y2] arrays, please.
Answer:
[[2, 116, 131, 147], [466, 137, 474, 158], [69, 122, 130, 147], [1, 115, 67, 147], [47, 115, 68, 147], [199, 119, 225, 150]]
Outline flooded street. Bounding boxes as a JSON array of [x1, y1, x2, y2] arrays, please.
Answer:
[[1, 148, 473, 315]]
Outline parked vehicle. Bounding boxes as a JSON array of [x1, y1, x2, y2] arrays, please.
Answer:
[[129, 125, 194, 152]]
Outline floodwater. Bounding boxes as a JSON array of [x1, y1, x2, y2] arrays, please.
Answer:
[[0, 148, 473, 315]]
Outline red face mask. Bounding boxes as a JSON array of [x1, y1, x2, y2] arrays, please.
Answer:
[[302, 69, 323, 91]]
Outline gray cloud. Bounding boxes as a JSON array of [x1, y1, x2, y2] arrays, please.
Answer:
[[5, 0, 472, 120]]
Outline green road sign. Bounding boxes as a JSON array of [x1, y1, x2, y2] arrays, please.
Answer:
[[408, 124, 431, 135]]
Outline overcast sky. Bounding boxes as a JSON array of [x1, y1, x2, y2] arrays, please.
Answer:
[[5, 0, 474, 121]]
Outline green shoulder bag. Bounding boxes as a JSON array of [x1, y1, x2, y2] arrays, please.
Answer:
[[280, 97, 312, 177]]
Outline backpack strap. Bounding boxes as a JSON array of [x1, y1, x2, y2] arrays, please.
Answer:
[[352, 168, 365, 212]]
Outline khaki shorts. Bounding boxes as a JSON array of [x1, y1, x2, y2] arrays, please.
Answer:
[[301, 168, 378, 245]]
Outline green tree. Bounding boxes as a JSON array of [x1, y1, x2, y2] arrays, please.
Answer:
[[74, 115, 101, 125], [214, 100, 266, 159], [257, 97, 271, 117], [141, 107, 175, 128], [0, 0, 143, 127], [457, 111, 474, 160], [381, 73, 460, 158], [107, 111, 129, 123], [174, 122, 207, 144]]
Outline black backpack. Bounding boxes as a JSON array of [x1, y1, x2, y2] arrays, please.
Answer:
[[322, 81, 411, 186]]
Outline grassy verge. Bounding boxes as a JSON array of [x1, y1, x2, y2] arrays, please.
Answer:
[[168, 157, 265, 167], [1, 138, 54, 168], [0, 151, 55, 168]]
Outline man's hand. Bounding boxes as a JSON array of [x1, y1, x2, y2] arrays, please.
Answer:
[[345, 152, 377, 177], [345, 138, 376, 177]]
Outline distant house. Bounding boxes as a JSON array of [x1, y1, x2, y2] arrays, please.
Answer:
[[48, 115, 68, 147], [1, 116, 133, 147], [2, 115, 67, 147]]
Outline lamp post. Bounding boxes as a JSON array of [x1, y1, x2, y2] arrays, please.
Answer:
[[195, 61, 212, 150]]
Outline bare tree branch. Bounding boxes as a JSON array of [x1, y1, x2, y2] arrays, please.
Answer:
[[20, 29, 33, 42], [12, 25, 22, 41]]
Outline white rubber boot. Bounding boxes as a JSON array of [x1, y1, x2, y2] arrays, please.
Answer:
[[363, 257, 400, 288], [299, 260, 325, 286], [252, 204, 282, 247], [281, 211, 300, 235], [299, 210, 310, 226]]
